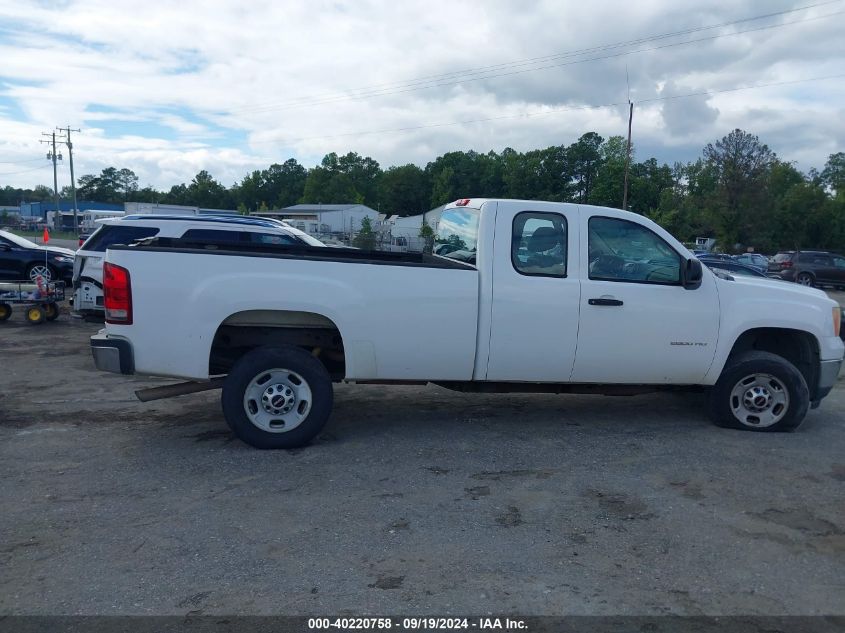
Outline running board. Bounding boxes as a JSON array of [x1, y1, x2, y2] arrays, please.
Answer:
[[135, 378, 225, 402]]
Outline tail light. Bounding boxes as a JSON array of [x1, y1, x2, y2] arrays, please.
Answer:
[[103, 262, 132, 324], [782, 261, 793, 268]]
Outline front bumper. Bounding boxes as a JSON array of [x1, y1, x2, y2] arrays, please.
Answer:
[[812, 358, 842, 406], [91, 331, 134, 375]]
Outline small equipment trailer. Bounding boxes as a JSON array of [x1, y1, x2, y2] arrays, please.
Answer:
[[0, 279, 65, 325]]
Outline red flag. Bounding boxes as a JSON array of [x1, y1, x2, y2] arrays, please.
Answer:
[[43, 227, 49, 243]]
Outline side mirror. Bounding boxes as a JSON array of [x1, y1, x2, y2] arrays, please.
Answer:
[[683, 258, 703, 290]]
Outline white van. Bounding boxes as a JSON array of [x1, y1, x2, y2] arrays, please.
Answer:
[[72, 214, 323, 317]]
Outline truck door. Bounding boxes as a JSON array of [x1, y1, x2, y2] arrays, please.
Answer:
[[571, 213, 719, 384], [484, 202, 581, 382]]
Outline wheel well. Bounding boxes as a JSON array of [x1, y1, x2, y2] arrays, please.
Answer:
[[209, 310, 346, 380], [727, 328, 819, 393]]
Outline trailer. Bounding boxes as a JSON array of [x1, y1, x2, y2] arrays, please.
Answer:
[[0, 279, 65, 324]]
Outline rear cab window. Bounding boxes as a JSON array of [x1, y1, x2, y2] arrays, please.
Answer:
[[435, 207, 480, 265], [82, 225, 160, 252], [511, 212, 567, 277]]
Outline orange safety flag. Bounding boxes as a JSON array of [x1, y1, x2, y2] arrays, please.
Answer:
[[43, 227, 49, 243]]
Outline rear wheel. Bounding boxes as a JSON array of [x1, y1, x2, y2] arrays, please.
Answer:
[[0, 303, 11, 321], [44, 302, 59, 321], [221, 345, 333, 449], [708, 351, 809, 432], [25, 305, 46, 325], [796, 272, 814, 287]]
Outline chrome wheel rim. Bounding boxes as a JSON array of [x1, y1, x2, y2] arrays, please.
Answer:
[[243, 368, 312, 433], [729, 373, 789, 428], [29, 265, 52, 282], [797, 274, 812, 286]]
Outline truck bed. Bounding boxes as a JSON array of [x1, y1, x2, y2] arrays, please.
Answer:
[[103, 239, 481, 382]]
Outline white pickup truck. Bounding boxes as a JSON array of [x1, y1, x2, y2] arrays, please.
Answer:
[[91, 199, 843, 449]]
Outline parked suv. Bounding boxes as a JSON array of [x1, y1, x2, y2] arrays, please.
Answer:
[[769, 250, 845, 288], [73, 215, 324, 316]]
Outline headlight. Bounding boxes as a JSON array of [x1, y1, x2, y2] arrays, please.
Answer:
[[52, 256, 74, 263]]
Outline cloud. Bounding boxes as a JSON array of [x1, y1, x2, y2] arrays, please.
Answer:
[[660, 80, 720, 137], [0, 0, 843, 190]]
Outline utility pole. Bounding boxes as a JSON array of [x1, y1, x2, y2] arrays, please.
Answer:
[[622, 101, 634, 211], [39, 132, 62, 231], [58, 127, 81, 232]]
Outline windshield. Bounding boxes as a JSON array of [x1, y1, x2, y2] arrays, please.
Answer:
[[773, 253, 793, 262], [435, 207, 480, 264], [0, 231, 40, 249]]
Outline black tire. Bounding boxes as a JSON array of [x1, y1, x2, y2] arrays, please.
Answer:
[[221, 345, 333, 449], [25, 305, 46, 325], [708, 351, 809, 432], [795, 272, 814, 287], [0, 302, 11, 321], [44, 302, 59, 321]]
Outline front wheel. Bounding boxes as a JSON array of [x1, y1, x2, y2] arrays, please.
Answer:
[[221, 345, 334, 449], [25, 305, 46, 325], [708, 351, 809, 432]]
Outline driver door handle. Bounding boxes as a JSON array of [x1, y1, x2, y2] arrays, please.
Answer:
[[588, 298, 624, 306]]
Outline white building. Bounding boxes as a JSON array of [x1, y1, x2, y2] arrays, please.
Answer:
[[383, 204, 446, 252], [252, 204, 380, 237]]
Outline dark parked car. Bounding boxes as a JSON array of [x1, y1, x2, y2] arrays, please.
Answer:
[[732, 253, 769, 273], [0, 230, 75, 283], [699, 256, 771, 278], [768, 250, 845, 288]]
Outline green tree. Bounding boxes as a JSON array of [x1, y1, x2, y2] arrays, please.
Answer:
[[701, 129, 776, 249], [821, 152, 845, 196], [378, 164, 430, 215], [419, 220, 435, 253], [589, 136, 627, 208], [186, 170, 230, 208], [568, 132, 604, 203], [353, 216, 377, 250]]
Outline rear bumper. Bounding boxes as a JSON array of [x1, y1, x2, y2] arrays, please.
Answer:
[[90, 331, 134, 375]]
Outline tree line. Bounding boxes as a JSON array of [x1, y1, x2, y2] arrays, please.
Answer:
[[2, 128, 843, 253]]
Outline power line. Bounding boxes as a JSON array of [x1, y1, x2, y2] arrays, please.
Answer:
[[0, 157, 44, 165], [247, 73, 845, 146], [0, 164, 50, 176], [224, 1, 844, 115]]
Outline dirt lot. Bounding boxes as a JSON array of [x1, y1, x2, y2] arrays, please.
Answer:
[[1, 314, 844, 617]]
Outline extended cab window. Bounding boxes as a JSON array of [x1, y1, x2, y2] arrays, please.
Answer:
[[435, 207, 480, 265], [83, 225, 160, 252], [588, 217, 681, 284], [512, 212, 567, 277]]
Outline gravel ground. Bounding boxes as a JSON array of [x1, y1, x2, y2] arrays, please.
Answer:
[[1, 315, 843, 617]]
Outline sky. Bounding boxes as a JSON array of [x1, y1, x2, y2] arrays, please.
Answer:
[[0, 0, 843, 192]]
